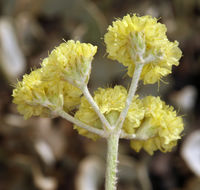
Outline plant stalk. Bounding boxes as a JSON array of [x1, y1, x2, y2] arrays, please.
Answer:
[[116, 63, 144, 130], [57, 109, 106, 137], [105, 132, 120, 190], [82, 85, 112, 131]]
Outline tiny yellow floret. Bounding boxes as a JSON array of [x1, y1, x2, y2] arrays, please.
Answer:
[[130, 96, 184, 155], [74, 86, 144, 140], [12, 68, 82, 119], [104, 14, 182, 84], [42, 40, 97, 86]]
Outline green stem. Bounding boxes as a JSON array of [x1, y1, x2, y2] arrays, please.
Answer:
[[105, 132, 120, 190]]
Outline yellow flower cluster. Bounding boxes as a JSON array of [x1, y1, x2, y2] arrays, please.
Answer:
[[12, 69, 81, 119], [42, 40, 97, 85], [130, 96, 184, 155], [74, 86, 145, 140], [12, 17, 183, 156], [74, 85, 183, 152], [104, 14, 182, 84], [12, 40, 97, 119]]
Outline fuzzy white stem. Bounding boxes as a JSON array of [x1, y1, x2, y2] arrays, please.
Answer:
[[105, 133, 120, 190], [82, 86, 112, 131], [120, 131, 136, 139], [36, 99, 106, 137], [120, 131, 151, 140], [57, 109, 107, 138], [116, 63, 144, 130]]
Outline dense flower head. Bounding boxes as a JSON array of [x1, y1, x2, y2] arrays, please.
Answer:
[[41, 40, 97, 85], [74, 86, 145, 140], [104, 14, 182, 84], [12, 68, 82, 119], [12, 40, 98, 119], [130, 96, 184, 155]]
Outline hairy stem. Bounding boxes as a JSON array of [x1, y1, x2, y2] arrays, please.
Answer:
[[120, 130, 136, 139], [82, 85, 112, 131], [105, 63, 144, 190], [105, 133, 120, 190], [57, 109, 106, 137], [116, 63, 144, 130]]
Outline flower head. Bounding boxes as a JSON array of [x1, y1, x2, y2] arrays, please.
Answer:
[[42, 40, 97, 86], [12, 68, 82, 119], [74, 86, 144, 140], [104, 14, 182, 84], [130, 96, 184, 155]]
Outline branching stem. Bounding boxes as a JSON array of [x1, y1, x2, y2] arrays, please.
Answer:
[[116, 63, 144, 130], [37, 99, 106, 138], [57, 109, 107, 138], [104, 63, 144, 190], [81, 85, 112, 131]]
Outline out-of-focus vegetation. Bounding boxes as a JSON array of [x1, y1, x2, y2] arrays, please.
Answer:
[[0, 0, 200, 189]]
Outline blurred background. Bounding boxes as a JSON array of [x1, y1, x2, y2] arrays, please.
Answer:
[[0, 0, 200, 189]]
